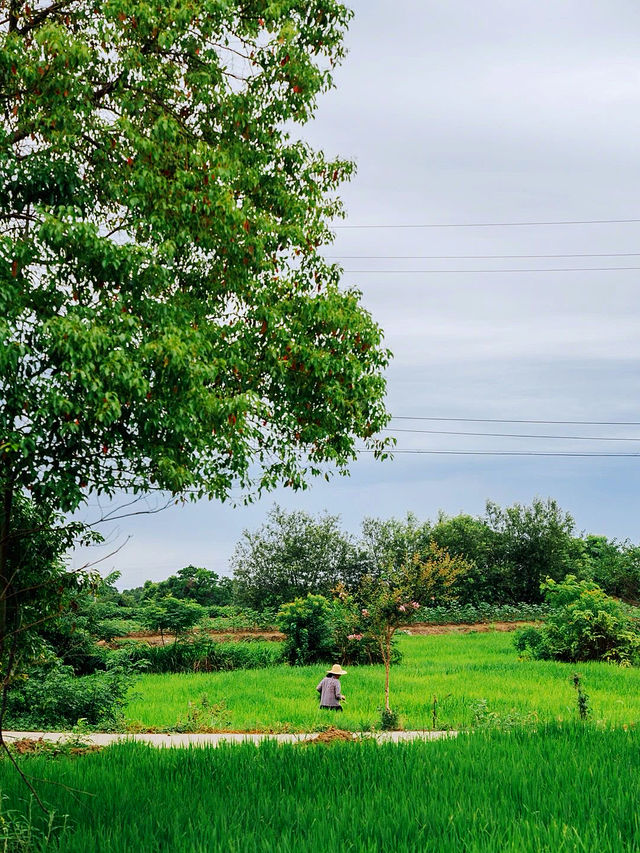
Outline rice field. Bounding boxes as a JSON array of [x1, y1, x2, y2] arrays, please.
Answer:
[[124, 632, 640, 732], [1, 726, 638, 852]]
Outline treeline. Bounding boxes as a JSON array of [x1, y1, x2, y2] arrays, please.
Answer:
[[54, 497, 640, 655], [103, 498, 640, 615], [228, 499, 640, 610]]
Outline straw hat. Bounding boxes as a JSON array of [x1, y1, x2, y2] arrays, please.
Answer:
[[327, 664, 347, 676]]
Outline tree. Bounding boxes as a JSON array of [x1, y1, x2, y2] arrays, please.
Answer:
[[354, 544, 470, 714], [429, 513, 505, 604], [141, 595, 206, 644], [0, 0, 391, 726], [147, 565, 234, 608], [485, 499, 576, 602], [359, 513, 432, 578], [0, 492, 99, 683], [231, 504, 364, 610]]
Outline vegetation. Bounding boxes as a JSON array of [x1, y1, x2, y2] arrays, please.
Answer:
[[1, 0, 391, 736], [127, 566, 234, 608], [140, 595, 207, 644], [231, 500, 640, 610], [4, 660, 134, 730], [122, 633, 640, 733], [515, 576, 640, 664], [232, 505, 365, 610], [112, 637, 282, 676], [277, 594, 339, 665], [1, 729, 639, 852]]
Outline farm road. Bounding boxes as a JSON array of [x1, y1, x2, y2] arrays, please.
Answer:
[[2, 730, 458, 748]]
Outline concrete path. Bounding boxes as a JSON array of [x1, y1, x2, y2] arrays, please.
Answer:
[[2, 730, 457, 748]]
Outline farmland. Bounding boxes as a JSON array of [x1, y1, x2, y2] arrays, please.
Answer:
[[123, 632, 640, 732], [2, 727, 639, 852]]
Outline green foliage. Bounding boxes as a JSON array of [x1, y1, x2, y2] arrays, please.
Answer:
[[572, 673, 591, 720], [204, 606, 278, 631], [141, 596, 206, 642], [573, 535, 640, 602], [416, 601, 549, 624], [359, 513, 432, 577], [379, 707, 399, 730], [138, 566, 234, 608], [125, 632, 640, 732], [112, 638, 282, 674], [277, 594, 337, 665], [233, 505, 366, 610], [470, 699, 539, 731], [0, 494, 100, 680], [0, 0, 390, 518], [4, 661, 134, 729], [0, 794, 68, 853], [3, 730, 640, 852], [484, 499, 576, 603], [514, 576, 640, 664]]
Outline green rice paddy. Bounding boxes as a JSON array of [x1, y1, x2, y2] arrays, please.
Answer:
[[124, 632, 640, 732], [2, 727, 639, 852]]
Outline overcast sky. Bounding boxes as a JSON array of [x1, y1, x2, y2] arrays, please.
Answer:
[[73, 0, 640, 588]]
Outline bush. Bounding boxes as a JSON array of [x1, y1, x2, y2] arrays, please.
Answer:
[[4, 661, 134, 729], [110, 638, 283, 673], [514, 576, 640, 664], [277, 595, 337, 665]]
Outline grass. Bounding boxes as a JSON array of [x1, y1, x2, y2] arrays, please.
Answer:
[[1, 727, 639, 852], [123, 632, 640, 732]]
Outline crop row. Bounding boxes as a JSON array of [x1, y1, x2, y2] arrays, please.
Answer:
[[1, 726, 638, 852]]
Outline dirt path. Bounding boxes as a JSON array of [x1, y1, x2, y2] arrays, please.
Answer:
[[111, 621, 532, 647]]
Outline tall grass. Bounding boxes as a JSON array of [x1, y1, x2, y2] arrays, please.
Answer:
[[1, 727, 638, 852], [124, 632, 640, 732]]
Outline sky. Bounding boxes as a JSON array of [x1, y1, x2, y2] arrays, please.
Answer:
[[72, 0, 640, 588]]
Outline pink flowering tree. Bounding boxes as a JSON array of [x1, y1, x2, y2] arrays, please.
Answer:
[[355, 544, 470, 713]]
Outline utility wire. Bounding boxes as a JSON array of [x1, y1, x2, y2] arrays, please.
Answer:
[[342, 266, 640, 273], [326, 252, 640, 260], [384, 428, 640, 442], [391, 416, 640, 426], [358, 450, 640, 457], [332, 218, 640, 229]]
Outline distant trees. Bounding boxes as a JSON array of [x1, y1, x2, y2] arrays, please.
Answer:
[[230, 498, 640, 610], [231, 505, 367, 610], [128, 566, 234, 609]]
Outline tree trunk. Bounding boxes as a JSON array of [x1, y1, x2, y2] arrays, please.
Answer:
[[0, 481, 15, 670], [384, 628, 393, 712]]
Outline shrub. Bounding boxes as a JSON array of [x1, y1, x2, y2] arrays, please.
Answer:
[[514, 576, 640, 664], [277, 595, 337, 665], [4, 661, 134, 729], [111, 638, 283, 673]]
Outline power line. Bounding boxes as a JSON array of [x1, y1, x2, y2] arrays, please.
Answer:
[[384, 428, 640, 442], [332, 218, 640, 229], [391, 416, 640, 426], [358, 449, 640, 457], [342, 266, 640, 273], [327, 253, 640, 260]]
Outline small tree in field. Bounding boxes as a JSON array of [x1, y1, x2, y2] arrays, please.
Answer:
[[141, 596, 206, 644], [354, 544, 470, 715]]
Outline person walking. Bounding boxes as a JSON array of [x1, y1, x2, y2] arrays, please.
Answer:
[[317, 664, 347, 711]]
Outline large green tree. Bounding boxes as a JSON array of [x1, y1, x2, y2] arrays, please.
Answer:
[[232, 504, 364, 609], [0, 1, 391, 673]]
